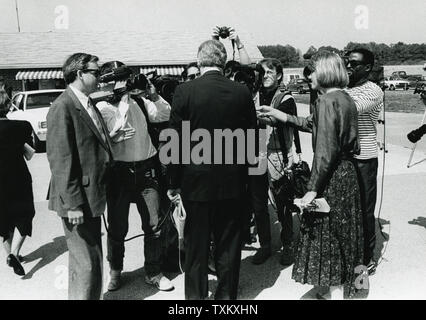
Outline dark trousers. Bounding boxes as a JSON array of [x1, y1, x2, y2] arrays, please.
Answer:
[[279, 205, 294, 247], [62, 216, 103, 300], [267, 151, 293, 248], [106, 162, 162, 277], [184, 198, 244, 300], [248, 173, 271, 248], [354, 158, 378, 264]]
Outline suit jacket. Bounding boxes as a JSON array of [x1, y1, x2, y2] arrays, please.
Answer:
[[168, 70, 257, 201], [46, 87, 112, 218]]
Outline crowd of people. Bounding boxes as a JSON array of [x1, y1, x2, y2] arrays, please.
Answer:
[[0, 30, 388, 300]]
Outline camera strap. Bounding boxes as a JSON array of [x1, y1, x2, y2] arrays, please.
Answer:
[[271, 90, 302, 157], [132, 95, 160, 146]]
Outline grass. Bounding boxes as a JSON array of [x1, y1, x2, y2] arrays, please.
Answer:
[[293, 89, 426, 114]]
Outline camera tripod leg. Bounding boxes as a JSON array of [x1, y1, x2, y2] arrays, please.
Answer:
[[407, 108, 426, 168]]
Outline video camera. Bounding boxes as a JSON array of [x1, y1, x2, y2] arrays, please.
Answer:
[[225, 62, 265, 95], [145, 70, 180, 104], [407, 124, 426, 143], [89, 64, 149, 104]]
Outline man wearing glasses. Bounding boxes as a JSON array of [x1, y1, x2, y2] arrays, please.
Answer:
[[182, 62, 201, 82], [344, 48, 384, 275], [47, 53, 112, 300]]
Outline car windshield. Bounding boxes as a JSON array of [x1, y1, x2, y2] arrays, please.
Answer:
[[26, 92, 62, 110]]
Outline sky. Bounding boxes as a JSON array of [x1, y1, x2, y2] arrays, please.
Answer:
[[0, 0, 425, 52]]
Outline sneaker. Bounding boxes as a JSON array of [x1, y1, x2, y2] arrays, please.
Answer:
[[107, 270, 122, 292], [251, 247, 271, 265], [145, 273, 175, 291], [367, 260, 377, 276], [280, 245, 294, 266]]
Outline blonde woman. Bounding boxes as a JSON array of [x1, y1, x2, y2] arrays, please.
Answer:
[[257, 51, 363, 299]]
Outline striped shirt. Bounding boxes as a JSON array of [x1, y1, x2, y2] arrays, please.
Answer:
[[345, 81, 384, 160]]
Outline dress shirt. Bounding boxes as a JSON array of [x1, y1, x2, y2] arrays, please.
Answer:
[[98, 94, 171, 162]]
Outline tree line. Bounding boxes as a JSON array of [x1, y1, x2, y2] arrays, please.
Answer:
[[258, 42, 426, 67]]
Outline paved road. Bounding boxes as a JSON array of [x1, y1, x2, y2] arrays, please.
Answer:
[[1, 104, 426, 300]]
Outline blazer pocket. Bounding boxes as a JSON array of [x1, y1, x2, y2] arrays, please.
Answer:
[[82, 175, 90, 187]]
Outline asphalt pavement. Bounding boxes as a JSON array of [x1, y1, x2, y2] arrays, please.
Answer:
[[1, 104, 426, 300]]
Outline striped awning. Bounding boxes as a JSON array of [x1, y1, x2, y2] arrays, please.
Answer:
[[15, 69, 64, 80], [140, 66, 184, 76]]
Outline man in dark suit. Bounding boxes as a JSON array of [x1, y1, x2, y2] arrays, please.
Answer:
[[47, 53, 112, 300], [167, 40, 257, 300]]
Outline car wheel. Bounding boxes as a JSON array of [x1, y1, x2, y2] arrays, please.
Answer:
[[32, 131, 46, 153], [298, 87, 305, 94], [389, 85, 395, 91]]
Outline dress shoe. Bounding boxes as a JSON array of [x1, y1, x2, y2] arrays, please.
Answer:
[[251, 247, 271, 265], [280, 245, 294, 266], [7, 254, 25, 276], [107, 270, 122, 291]]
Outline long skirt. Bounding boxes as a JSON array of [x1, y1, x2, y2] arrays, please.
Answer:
[[292, 159, 364, 288]]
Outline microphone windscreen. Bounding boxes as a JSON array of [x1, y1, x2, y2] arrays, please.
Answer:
[[100, 66, 132, 83]]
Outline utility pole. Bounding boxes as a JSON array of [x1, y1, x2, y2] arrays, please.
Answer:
[[15, 0, 21, 32]]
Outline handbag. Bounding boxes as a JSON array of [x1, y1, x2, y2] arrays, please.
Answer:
[[289, 155, 310, 198]]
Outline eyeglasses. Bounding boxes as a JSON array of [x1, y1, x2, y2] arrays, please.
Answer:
[[81, 68, 100, 78], [345, 60, 365, 69]]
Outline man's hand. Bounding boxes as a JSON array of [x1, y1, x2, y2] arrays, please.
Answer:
[[229, 30, 242, 47], [67, 208, 84, 225], [167, 188, 181, 205], [110, 127, 136, 143]]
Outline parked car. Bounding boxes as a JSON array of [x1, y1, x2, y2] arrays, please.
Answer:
[[286, 78, 310, 94], [391, 71, 423, 80], [408, 75, 426, 90], [7, 89, 64, 152], [384, 77, 410, 91]]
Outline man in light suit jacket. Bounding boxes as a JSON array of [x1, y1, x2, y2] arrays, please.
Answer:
[[47, 53, 113, 300], [167, 40, 257, 300]]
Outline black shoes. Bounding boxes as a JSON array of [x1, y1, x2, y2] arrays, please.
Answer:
[[251, 247, 271, 265], [7, 254, 25, 276], [280, 245, 294, 266]]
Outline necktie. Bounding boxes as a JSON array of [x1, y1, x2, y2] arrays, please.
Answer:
[[87, 100, 106, 143]]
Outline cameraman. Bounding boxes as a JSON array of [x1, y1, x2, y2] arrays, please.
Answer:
[[255, 58, 297, 266], [96, 61, 174, 292]]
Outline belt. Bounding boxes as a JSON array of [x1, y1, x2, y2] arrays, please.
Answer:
[[114, 156, 157, 170]]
